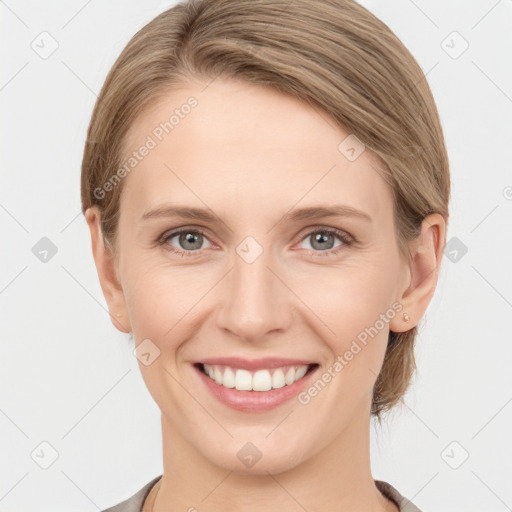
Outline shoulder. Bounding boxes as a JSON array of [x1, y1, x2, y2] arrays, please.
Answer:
[[101, 476, 163, 512], [100, 476, 421, 512], [375, 480, 423, 512]]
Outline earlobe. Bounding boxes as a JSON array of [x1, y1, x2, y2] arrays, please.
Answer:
[[389, 213, 446, 334], [84, 206, 131, 334]]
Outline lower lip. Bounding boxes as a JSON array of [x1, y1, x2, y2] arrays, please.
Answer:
[[193, 364, 319, 412]]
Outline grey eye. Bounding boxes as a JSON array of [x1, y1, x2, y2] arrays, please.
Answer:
[[300, 231, 342, 251], [167, 231, 212, 251]]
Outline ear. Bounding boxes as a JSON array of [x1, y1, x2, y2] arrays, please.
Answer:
[[84, 206, 131, 334], [389, 213, 446, 333]]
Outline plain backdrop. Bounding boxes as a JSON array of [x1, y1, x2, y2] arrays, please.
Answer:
[[1, 1, 511, 510]]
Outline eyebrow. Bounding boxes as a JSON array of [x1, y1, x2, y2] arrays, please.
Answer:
[[140, 204, 372, 224]]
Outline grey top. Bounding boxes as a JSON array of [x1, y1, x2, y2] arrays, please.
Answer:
[[102, 476, 422, 511]]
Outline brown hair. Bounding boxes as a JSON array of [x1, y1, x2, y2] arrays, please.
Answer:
[[81, 0, 450, 421]]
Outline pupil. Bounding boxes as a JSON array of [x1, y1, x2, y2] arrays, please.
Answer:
[[180, 232, 202, 250], [311, 232, 334, 250]]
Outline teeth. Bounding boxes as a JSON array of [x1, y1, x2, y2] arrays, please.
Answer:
[[236, 369, 253, 391], [295, 365, 308, 380], [214, 367, 223, 385], [223, 367, 236, 388], [253, 370, 272, 391], [272, 369, 286, 389], [202, 364, 311, 391], [285, 367, 295, 385]]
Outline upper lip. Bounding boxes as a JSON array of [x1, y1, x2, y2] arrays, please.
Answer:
[[197, 357, 317, 371]]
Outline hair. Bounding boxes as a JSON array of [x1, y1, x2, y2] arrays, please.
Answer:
[[81, 0, 450, 421]]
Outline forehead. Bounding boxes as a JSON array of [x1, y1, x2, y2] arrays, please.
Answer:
[[119, 78, 392, 224]]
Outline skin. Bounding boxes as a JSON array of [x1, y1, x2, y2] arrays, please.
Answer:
[[86, 77, 445, 512]]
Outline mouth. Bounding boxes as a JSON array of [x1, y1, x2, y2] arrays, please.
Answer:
[[192, 356, 321, 412], [193, 362, 319, 392]]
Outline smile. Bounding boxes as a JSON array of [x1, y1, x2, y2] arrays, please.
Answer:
[[193, 357, 320, 412], [199, 363, 316, 391]]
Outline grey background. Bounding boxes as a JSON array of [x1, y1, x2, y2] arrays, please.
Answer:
[[1, 0, 511, 510]]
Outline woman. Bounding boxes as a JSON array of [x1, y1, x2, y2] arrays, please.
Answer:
[[81, 0, 450, 510]]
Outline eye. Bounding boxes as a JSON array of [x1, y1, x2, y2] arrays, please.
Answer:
[[158, 228, 212, 256], [157, 226, 354, 258], [297, 228, 353, 254]]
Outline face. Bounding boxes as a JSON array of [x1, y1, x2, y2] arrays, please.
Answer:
[[87, 77, 437, 475]]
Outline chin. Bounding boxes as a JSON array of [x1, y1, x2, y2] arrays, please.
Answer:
[[201, 438, 309, 476]]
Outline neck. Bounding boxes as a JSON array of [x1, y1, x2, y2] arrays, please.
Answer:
[[153, 402, 397, 512]]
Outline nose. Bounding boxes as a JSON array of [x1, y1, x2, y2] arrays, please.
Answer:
[[216, 244, 294, 343]]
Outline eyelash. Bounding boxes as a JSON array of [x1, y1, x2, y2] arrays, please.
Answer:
[[157, 226, 354, 258]]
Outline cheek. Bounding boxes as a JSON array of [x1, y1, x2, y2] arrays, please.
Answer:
[[121, 263, 203, 408], [297, 265, 396, 417], [292, 255, 397, 379], [122, 255, 204, 338], [296, 257, 396, 331]]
